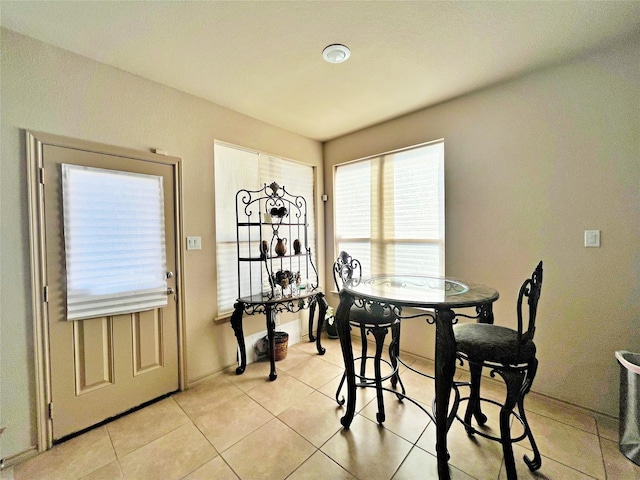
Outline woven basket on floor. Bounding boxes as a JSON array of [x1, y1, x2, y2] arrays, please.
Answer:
[[273, 331, 289, 361]]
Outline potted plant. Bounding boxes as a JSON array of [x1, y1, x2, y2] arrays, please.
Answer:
[[325, 306, 338, 339]]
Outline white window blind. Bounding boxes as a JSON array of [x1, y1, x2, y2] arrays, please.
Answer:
[[214, 143, 316, 316], [62, 164, 168, 321], [334, 141, 445, 277]]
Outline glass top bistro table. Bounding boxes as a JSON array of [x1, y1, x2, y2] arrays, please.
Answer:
[[334, 275, 499, 479]]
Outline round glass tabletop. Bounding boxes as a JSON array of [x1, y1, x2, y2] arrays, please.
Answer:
[[343, 274, 499, 308]]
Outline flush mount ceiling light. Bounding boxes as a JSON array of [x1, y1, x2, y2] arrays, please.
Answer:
[[322, 44, 350, 64]]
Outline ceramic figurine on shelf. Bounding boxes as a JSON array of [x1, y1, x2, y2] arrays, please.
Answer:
[[260, 240, 269, 259], [275, 237, 287, 256], [293, 239, 301, 255]]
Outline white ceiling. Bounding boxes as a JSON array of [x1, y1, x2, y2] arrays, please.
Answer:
[[2, 1, 639, 141]]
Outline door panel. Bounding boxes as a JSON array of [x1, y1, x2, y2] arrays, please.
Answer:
[[42, 144, 179, 441], [73, 317, 114, 394], [132, 310, 164, 375]]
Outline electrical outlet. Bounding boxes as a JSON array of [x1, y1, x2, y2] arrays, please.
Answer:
[[186, 236, 202, 250]]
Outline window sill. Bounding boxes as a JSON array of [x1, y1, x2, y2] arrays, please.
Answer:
[[214, 314, 231, 325]]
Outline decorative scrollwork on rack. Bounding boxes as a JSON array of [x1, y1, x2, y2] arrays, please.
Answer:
[[308, 248, 320, 291], [237, 183, 307, 223], [267, 181, 281, 196], [236, 188, 258, 219], [242, 297, 311, 317], [235, 181, 318, 301], [263, 182, 305, 223], [242, 303, 269, 316]]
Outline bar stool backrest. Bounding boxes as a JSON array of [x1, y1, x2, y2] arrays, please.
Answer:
[[333, 251, 362, 290], [516, 261, 543, 360]]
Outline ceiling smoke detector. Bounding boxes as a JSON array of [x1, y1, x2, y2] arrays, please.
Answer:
[[322, 44, 350, 64]]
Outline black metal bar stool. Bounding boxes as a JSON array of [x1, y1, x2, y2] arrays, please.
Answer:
[[453, 261, 544, 480], [333, 251, 404, 423]]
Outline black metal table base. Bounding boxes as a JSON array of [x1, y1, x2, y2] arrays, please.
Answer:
[[230, 292, 328, 381], [335, 287, 496, 480]]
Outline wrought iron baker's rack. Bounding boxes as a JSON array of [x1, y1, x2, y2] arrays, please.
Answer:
[[235, 181, 319, 302]]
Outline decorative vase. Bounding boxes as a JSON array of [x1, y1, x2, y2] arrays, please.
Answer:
[[260, 240, 269, 259], [275, 237, 287, 256], [293, 239, 301, 255]]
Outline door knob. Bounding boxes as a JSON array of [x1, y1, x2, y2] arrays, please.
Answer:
[[166, 271, 174, 279], [167, 286, 175, 295]]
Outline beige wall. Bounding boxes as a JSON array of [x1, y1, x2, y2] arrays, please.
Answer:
[[0, 29, 324, 459], [2, 26, 638, 461], [324, 35, 640, 417]]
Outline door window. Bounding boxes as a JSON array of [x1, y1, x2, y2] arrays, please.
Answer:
[[62, 164, 168, 320]]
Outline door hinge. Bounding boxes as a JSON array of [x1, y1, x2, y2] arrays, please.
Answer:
[[48, 402, 53, 419], [43, 285, 49, 303], [39, 167, 45, 185]]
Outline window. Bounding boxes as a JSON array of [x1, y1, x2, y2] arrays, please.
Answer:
[[62, 164, 168, 320], [334, 141, 444, 277], [214, 142, 316, 316]]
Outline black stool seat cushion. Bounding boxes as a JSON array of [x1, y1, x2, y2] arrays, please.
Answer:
[[349, 305, 397, 327], [454, 323, 536, 365]]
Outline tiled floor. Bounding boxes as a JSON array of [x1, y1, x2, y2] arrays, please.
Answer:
[[5, 334, 639, 480]]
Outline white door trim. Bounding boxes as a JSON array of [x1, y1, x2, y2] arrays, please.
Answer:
[[26, 130, 186, 451]]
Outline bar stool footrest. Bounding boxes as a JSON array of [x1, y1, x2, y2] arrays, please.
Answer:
[[455, 396, 529, 444]]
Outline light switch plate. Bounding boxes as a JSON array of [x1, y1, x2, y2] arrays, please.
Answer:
[[186, 236, 202, 250], [584, 230, 600, 247]]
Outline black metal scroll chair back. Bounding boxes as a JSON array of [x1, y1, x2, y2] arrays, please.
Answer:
[[333, 250, 360, 290], [333, 251, 404, 423], [453, 261, 543, 480]]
